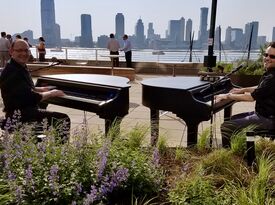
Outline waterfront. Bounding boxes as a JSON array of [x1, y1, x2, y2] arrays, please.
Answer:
[[30, 47, 261, 63]]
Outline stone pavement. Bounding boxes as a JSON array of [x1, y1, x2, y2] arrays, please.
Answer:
[[0, 74, 255, 147]]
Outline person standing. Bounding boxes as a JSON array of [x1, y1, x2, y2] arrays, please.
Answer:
[[0, 39, 70, 141], [107, 33, 120, 67], [23, 37, 34, 62], [215, 41, 275, 148], [36, 36, 46, 62], [0, 32, 11, 67], [120, 34, 132, 68]]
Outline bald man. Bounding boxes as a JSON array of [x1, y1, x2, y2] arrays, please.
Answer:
[[0, 39, 70, 141]]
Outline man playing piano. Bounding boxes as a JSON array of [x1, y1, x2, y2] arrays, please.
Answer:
[[0, 39, 70, 141], [215, 42, 275, 148]]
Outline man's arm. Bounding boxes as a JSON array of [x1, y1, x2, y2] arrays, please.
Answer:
[[230, 86, 257, 94], [215, 92, 254, 103], [40, 89, 65, 101]]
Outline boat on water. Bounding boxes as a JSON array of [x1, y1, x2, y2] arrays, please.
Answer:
[[152, 50, 165, 55], [50, 47, 63, 52]]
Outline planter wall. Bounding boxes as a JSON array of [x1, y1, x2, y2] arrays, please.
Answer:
[[230, 75, 261, 87]]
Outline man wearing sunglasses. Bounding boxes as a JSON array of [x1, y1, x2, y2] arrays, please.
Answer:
[[0, 39, 71, 142], [215, 41, 275, 147]]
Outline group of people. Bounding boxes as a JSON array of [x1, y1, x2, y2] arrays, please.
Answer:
[[107, 33, 132, 68], [0, 31, 46, 68]]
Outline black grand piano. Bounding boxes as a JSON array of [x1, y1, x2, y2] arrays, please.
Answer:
[[35, 74, 130, 133], [141, 76, 235, 146]]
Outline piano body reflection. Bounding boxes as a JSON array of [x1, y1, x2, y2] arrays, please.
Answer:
[[35, 74, 130, 133], [141, 76, 235, 146]]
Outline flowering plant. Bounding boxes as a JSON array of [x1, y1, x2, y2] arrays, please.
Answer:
[[0, 118, 164, 204]]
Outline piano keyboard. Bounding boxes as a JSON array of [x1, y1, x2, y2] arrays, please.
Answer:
[[60, 95, 107, 106]]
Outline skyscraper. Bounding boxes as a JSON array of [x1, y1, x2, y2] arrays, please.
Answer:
[[185, 18, 193, 42], [135, 18, 145, 48], [198, 7, 208, 45], [40, 0, 61, 47], [244, 21, 259, 49], [115, 13, 125, 39], [168, 17, 185, 43], [80, 14, 93, 48], [272, 27, 275, 42]]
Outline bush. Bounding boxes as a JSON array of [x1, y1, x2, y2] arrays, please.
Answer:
[[0, 122, 164, 204]]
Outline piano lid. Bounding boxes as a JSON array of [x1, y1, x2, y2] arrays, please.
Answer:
[[41, 74, 130, 88], [141, 76, 209, 90]]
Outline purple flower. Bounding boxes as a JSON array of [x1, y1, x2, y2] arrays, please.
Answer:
[[8, 170, 16, 180], [152, 147, 160, 167], [75, 182, 83, 195], [25, 164, 33, 180], [15, 185, 23, 203], [83, 185, 98, 205], [96, 141, 110, 180], [48, 164, 60, 195]]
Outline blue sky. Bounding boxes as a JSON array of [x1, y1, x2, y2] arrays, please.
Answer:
[[1, 0, 274, 41]]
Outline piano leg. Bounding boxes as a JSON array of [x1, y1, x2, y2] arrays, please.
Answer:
[[185, 121, 199, 147], [105, 118, 122, 138], [150, 109, 159, 146], [224, 105, 232, 121]]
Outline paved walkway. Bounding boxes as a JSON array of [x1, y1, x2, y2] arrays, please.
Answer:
[[1, 74, 255, 147]]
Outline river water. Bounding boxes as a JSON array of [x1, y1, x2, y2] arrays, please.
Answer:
[[30, 47, 260, 63]]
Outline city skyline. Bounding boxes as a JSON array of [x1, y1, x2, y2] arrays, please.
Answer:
[[1, 0, 275, 41]]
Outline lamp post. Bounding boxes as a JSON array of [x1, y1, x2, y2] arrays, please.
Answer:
[[203, 0, 218, 72]]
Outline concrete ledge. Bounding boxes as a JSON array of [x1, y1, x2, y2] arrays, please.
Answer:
[[27, 63, 135, 81]]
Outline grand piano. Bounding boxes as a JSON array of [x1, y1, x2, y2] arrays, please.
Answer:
[[35, 74, 130, 133], [141, 76, 235, 146]]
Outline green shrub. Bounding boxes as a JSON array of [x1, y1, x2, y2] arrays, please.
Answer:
[[0, 122, 164, 204]]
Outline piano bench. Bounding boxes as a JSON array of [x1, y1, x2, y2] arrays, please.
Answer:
[[246, 129, 275, 166]]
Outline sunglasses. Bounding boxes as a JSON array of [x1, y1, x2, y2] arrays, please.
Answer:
[[264, 53, 275, 59]]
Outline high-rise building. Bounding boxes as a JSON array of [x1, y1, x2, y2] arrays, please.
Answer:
[[185, 19, 193, 42], [147, 22, 155, 40], [135, 18, 145, 48], [168, 17, 185, 43], [244, 21, 259, 49], [272, 27, 275, 42], [115, 13, 125, 39], [198, 7, 208, 45], [80, 14, 93, 48], [40, 0, 61, 47], [224, 26, 232, 48]]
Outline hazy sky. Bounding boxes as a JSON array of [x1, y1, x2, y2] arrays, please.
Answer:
[[1, 0, 274, 41]]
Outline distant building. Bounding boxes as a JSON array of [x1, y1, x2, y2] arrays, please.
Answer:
[[272, 27, 275, 42], [198, 7, 208, 47], [147, 22, 155, 40], [231, 28, 244, 49], [244, 21, 259, 49], [115, 13, 125, 39], [257, 36, 267, 47], [97, 35, 109, 48], [185, 18, 193, 42], [80, 14, 93, 48], [135, 18, 145, 48], [168, 17, 185, 43], [40, 0, 61, 47]]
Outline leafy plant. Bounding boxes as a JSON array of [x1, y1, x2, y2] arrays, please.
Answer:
[[0, 120, 164, 204]]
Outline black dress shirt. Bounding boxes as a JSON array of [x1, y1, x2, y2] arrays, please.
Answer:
[[251, 69, 275, 118], [0, 58, 42, 114]]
